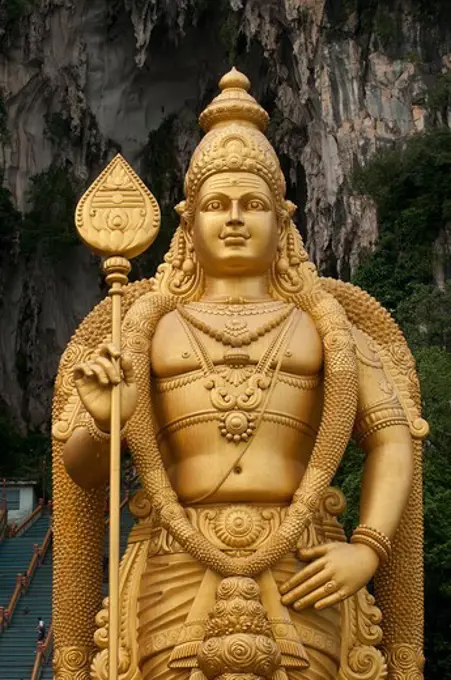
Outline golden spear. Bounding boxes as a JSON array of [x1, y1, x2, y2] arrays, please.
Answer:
[[75, 154, 160, 680]]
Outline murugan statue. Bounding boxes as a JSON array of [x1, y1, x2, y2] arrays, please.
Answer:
[[51, 69, 428, 680]]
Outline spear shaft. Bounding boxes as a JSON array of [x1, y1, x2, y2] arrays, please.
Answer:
[[74, 154, 160, 679], [105, 258, 131, 680]]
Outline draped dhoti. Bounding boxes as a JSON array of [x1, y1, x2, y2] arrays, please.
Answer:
[[135, 505, 341, 680]]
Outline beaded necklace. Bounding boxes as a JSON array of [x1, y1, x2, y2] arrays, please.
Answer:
[[177, 302, 293, 349], [177, 306, 296, 443]]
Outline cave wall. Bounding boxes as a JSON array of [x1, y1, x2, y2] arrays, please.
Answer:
[[0, 0, 450, 431]]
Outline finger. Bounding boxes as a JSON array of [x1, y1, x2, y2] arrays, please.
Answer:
[[279, 558, 326, 597], [280, 568, 332, 605], [293, 581, 338, 611], [298, 545, 329, 561], [95, 357, 120, 384], [74, 363, 95, 382], [89, 364, 111, 386], [99, 343, 120, 360], [314, 589, 347, 611], [121, 354, 135, 385]]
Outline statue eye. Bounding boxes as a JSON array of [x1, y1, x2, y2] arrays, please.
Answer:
[[204, 200, 224, 212], [247, 199, 266, 211]]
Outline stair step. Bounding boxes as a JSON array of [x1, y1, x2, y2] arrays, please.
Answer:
[[0, 505, 134, 676]]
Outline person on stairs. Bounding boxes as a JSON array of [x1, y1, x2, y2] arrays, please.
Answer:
[[36, 617, 45, 643]]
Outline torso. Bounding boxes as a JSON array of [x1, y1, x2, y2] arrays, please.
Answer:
[[150, 301, 324, 504]]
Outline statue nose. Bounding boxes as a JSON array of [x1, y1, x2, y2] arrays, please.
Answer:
[[226, 200, 244, 226]]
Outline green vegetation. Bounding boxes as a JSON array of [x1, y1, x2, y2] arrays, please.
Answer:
[[331, 0, 451, 55], [20, 163, 80, 257], [137, 115, 180, 276], [142, 114, 178, 202], [0, 411, 51, 499], [352, 130, 451, 311], [0, 0, 36, 48], [192, 0, 240, 64], [427, 72, 451, 121], [43, 111, 72, 146], [0, 163, 81, 258], [44, 108, 104, 168], [0, 0, 34, 25], [348, 131, 451, 679], [0, 93, 10, 145], [0, 180, 21, 247]]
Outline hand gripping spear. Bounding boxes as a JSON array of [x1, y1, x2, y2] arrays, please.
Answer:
[[75, 154, 160, 680]]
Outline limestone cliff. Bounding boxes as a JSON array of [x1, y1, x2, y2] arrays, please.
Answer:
[[0, 0, 450, 430]]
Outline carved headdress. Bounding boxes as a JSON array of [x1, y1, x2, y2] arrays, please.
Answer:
[[51, 69, 425, 680], [182, 68, 286, 216]]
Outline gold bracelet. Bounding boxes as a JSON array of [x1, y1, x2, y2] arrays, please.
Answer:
[[350, 525, 392, 565], [86, 417, 128, 444], [355, 524, 392, 552]]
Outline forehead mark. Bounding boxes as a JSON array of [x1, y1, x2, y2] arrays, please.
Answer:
[[206, 178, 266, 189]]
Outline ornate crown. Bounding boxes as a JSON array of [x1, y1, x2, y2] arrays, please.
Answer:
[[183, 68, 287, 215]]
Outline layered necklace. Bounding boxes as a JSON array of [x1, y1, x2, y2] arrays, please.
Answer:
[[179, 301, 293, 349], [177, 300, 297, 443], [186, 299, 288, 317]]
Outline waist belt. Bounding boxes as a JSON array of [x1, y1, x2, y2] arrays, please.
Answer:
[[128, 503, 324, 556]]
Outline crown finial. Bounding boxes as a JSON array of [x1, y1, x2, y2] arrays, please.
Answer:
[[218, 67, 251, 92], [199, 68, 269, 133]]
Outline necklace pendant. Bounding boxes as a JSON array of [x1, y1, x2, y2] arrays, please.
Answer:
[[224, 317, 249, 337], [219, 349, 252, 387], [219, 411, 257, 443], [223, 349, 250, 366]]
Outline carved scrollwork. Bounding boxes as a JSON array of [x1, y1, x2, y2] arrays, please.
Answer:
[[382, 644, 424, 680], [91, 541, 148, 680], [128, 489, 152, 520], [54, 646, 93, 680], [339, 593, 386, 680]]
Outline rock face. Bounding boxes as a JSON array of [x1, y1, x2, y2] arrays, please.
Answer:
[[0, 0, 450, 430]]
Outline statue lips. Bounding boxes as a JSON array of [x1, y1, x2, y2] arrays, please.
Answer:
[[224, 235, 247, 247], [221, 228, 251, 248]]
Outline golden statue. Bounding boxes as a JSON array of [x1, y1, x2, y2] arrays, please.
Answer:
[[51, 69, 428, 680]]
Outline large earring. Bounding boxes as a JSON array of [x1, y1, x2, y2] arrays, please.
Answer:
[[167, 225, 201, 298], [270, 218, 310, 297], [183, 241, 195, 276], [152, 201, 203, 298]]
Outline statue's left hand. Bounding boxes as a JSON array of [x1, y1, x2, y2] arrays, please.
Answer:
[[279, 542, 380, 611]]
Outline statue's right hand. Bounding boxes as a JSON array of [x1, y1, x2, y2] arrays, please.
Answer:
[[73, 343, 137, 432]]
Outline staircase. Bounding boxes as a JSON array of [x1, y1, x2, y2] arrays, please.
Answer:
[[103, 504, 137, 597], [0, 513, 50, 610], [0, 551, 52, 679], [0, 499, 136, 679], [0, 510, 51, 679]]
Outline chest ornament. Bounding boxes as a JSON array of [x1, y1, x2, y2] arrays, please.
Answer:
[[177, 303, 296, 443], [178, 302, 293, 349]]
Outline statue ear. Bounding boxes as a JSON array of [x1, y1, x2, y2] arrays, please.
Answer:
[[176, 200, 194, 248], [175, 200, 186, 217], [277, 206, 292, 245]]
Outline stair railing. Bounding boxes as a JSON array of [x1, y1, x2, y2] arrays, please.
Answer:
[[10, 498, 45, 538], [2, 511, 53, 632], [0, 505, 7, 544], [2, 572, 25, 631], [38, 520, 53, 564], [104, 490, 129, 526], [28, 492, 130, 678], [30, 620, 53, 680]]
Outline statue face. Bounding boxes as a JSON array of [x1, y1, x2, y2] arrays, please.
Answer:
[[190, 172, 279, 277]]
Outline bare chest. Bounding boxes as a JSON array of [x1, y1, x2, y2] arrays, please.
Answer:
[[150, 305, 323, 378]]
